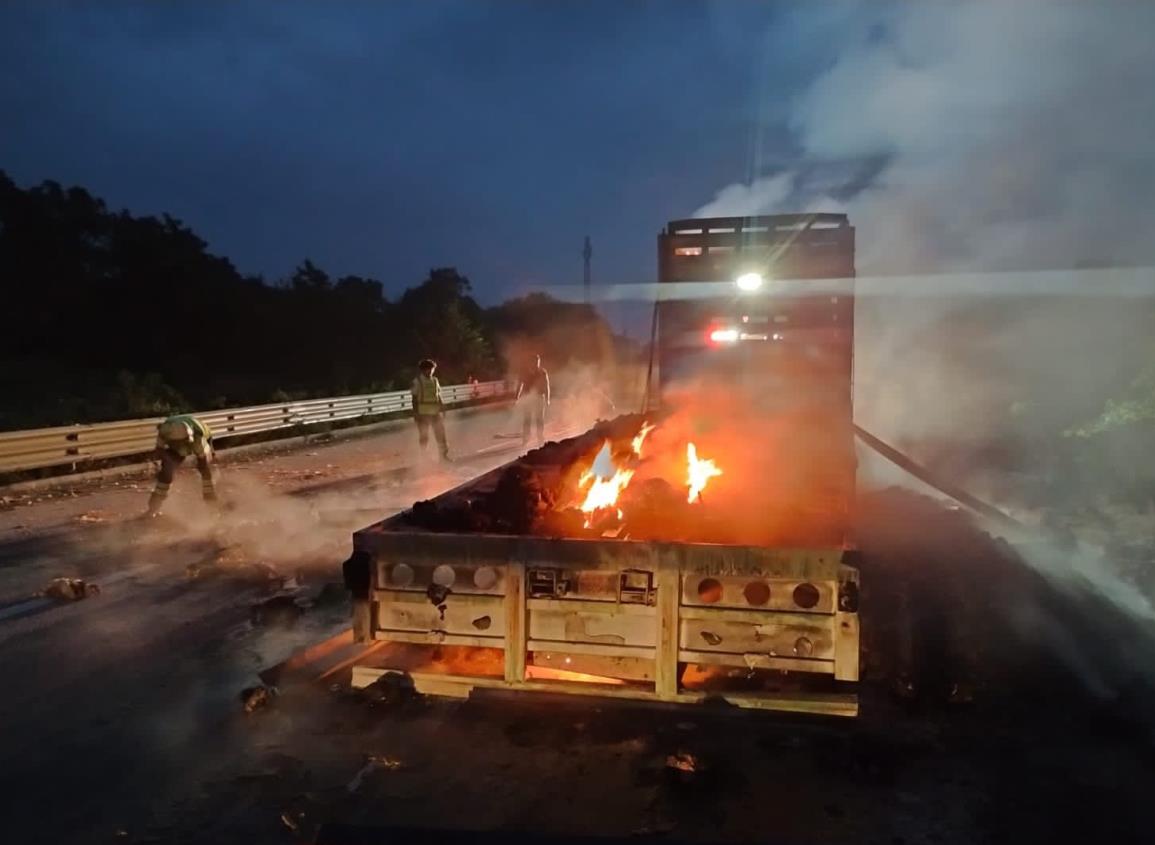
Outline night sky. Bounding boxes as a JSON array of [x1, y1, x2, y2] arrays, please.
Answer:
[[0, 1, 868, 310]]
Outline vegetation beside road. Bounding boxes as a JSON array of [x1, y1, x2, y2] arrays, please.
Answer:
[[0, 171, 637, 430]]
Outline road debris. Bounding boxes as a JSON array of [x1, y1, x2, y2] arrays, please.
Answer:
[[280, 807, 306, 834], [184, 561, 217, 579], [187, 544, 288, 585], [41, 577, 100, 601], [346, 755, 404, 793], [278, 793, 326, 841], [213, 544, 250, 568], [75, 510, 111, 523], [665, 751, 700, 774], [239, 684, 277, 714]]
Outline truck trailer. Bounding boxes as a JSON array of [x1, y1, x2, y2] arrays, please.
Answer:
[[342, 214, 864, 716]]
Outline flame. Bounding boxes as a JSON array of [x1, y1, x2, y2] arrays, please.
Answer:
[[631, 422, 656, 457], [686, 442, 722, 503], [525, 665, 626, 685], [579, 441, 634, 525]]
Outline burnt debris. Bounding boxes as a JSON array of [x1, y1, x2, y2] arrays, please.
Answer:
[[41, 577, 100, 601], [398, 413, 666, 538]]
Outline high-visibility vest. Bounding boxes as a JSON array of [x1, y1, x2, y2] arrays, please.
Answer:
[[412, 375, 442, 416], [157, 414, 212, 458]]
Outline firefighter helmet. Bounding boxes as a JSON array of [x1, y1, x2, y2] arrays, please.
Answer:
[[158, 419, 193, 443]]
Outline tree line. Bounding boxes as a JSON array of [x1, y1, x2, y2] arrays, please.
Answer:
[[0, 171, 629, 430]]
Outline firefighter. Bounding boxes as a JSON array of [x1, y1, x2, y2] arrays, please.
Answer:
[[516, 354, 550, 446], [411, 359, 450, 461], [145, 414, 219, 517]]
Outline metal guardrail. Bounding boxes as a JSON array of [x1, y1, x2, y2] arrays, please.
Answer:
[[0, 380, 513, 474]]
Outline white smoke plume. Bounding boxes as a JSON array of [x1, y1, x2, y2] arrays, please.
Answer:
[[695, 2, 1155, 637], [692, 0, 1155, 466], [696, 1, 1155, 274]]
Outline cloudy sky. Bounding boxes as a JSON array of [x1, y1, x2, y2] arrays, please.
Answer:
[[3, 1, 1154, 307]]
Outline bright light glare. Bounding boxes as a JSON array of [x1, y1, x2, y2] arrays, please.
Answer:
[[709, 328, 739, 343], [735, 272, 763, 292]]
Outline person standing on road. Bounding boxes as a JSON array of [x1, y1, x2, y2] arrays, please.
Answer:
[[411, 359, 450, 461], [516, 354, 550, 446], [145, 414, 219, 517]]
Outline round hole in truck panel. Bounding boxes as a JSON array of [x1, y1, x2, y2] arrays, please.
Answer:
[[793, 582, 820, 609], [743, 581, 771, 606], [390, 563, 414, 587], [697, 578, 723, 604], [473, 566, 498, 591], [432, 564, 457, 588]]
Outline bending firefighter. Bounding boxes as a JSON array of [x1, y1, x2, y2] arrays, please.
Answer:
[[145, 414, 219, 517], [411, 359, 450, 461]]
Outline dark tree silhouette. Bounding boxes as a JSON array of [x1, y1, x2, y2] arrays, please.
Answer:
[[0, 171, 625, 430]]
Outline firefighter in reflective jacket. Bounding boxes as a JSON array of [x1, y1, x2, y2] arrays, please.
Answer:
[[145, 414, 219, 517], [411, 359, 450, 460]]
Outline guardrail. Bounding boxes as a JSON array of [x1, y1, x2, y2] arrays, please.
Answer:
[[0, 380, 513, 475]]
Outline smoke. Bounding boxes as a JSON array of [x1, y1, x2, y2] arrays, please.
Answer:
[[691, 1, 1155, 509], [689, 3, 1155, 668], [697, 1, 1155, 275], [624, 376, 856, 547], [494, 321, 648, 427]]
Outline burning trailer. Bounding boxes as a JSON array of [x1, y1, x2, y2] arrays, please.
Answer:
[[343, 413, 861, 716], [341, 214, 862, 715]]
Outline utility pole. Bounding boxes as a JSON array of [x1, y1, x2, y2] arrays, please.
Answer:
[[583, 235, 592, 304]]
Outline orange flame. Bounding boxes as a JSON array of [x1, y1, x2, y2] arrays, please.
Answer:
[[686, 442, 722, 503], [579, 441, 635, 525], [631, 422, 656, 457]]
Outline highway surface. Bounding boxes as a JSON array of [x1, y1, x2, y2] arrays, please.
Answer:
[[0, 401, 592, 844], [0, 401, 1152, 844]]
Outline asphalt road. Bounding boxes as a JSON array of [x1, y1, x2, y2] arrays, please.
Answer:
[[0, 402, 591, 845], [1, 402, 1154, 844]]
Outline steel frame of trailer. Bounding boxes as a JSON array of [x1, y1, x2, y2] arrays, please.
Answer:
[[348, 527, 860, 717]]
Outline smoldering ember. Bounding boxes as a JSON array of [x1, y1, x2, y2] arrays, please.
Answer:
[[2, 3, 1155, 844]]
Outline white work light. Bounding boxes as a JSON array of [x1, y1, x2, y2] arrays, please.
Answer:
[[734, 272, 763, 292]]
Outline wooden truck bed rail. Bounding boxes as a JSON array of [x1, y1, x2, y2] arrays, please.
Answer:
[[348, 527, 859, 716]]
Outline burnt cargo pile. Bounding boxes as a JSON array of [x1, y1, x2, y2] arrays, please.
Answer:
[[400, 413, 660, 538], [398, 413, 777, 545]]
